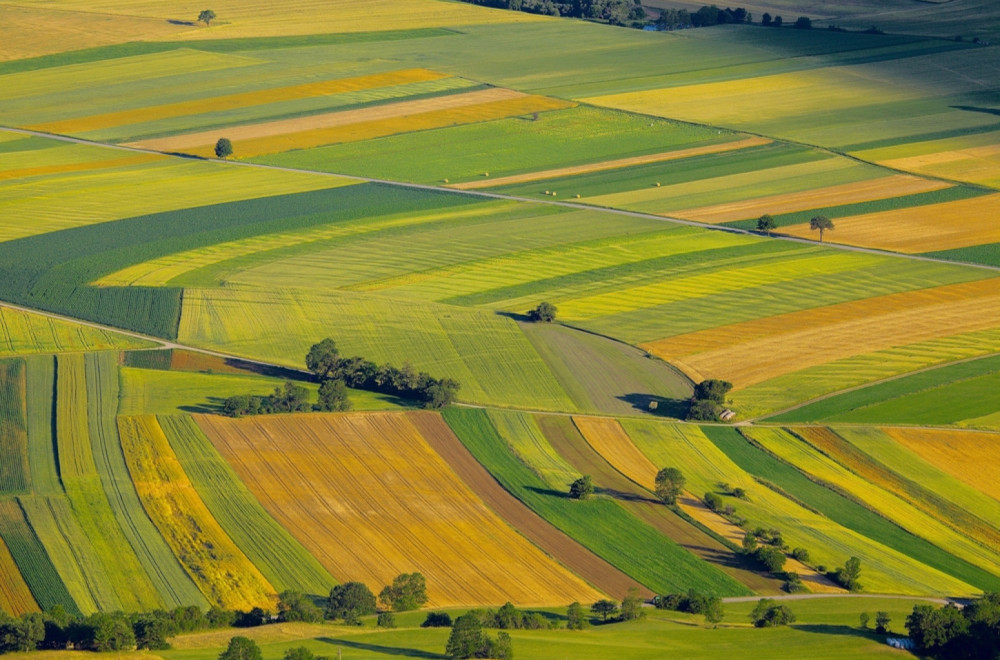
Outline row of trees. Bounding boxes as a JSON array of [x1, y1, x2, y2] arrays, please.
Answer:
[[458, 0, 645, 26], [325, 573, 429, 625], [656, 6, 751, 29], [223, 380, 344, 418], [905, 593, 999, 658], [306, 338, 460, 409], [756, 213, 834, 241]]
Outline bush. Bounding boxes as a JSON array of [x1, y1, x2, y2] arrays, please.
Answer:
[[327, 582, 377, 623], [528, 301, 557, 322], [569, 475, 594, 500], [422, 612, 453, 628], [749, 599, 796, 627], [791, 547, 810, 563], [703, 491, 724, 512], [377, 612, 396, 629]]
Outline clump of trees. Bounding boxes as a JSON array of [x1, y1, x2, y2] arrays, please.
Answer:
[[445, 612, 512, 659], [379, 573, 429, 612], [653, 590, 724, 624], [528, 301, 557, 322], [589, 589, 645, 624], [569, 474, 594, 499], [830, 556, 862, 591], [223, 382, 315, 417], [456, 0, 646, 27], [749, 599, 796, 627], [906, 593, 1000, 658], [686, 378, 732, 421]]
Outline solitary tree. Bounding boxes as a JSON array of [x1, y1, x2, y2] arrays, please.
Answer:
[[619, 588, 646, 622], [749, 599, 796, 628], [528, 301, 557, 322], [756, 214, 777, 236], [379, 573, 428, 612], [875, 611, 891, 634], [219, 637, 262, 660], [326, 582, 376, 624], [810, 215, 834, 242], [859, 612, 870, 629], [214, 137, 233, 159], [693, 379, 732, 404], [654, 467, 686, 505], [198, 9, 216, 25], [566, 602, 588, 630], [569, 475, 594, 500], [591, 599, 619, 623]]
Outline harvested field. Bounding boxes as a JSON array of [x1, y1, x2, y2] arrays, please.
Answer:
[[0, 535, 37, 615], [642, 277, 1000, 389], [128, 88, 572, 157], [118, 415, 276, 610], [884, 428, 1000, 503], [778, 193, 1000, 252], [855, 131, 1000, 188], [29, 69, 449, 134], [198, 412, 602, 607], [448, 136, 771, 190], [410, 412, 634, 600], [672, 174, 951, 224]]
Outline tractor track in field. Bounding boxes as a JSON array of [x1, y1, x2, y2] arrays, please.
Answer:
[[4, 125, 1000, 275]]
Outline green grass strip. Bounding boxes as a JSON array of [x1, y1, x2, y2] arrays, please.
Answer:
[[24, 356, 59, 497], [161, 414, 336, 597], [702, 426, 1000, 592], [0, 499, 79, 615], [0, 359, 29, 495], [924, 242, 1000, 268], [443, 407, 750, 597], [768, 353, 1000, 423]]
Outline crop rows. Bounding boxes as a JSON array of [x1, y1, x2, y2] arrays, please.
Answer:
[[118, 414, 275, 610], [24, 356, 59, 497], [884, 428, 1000, 504], [0, 306, 152, 357], [443, 408, 748, 597], [0, 534, 37, 615], [198, 411, 601, 606], [0, 359, 29, 494], [0, 499, 77, 614], [162, 414, 335, 596]]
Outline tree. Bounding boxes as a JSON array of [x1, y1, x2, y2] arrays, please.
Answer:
[[326, 582, 376, 624], [489, 631, 513, 659], [131, 612, 176, 650], [423, 378, 460, 408], [306, 338, 340, 380], [834, 556, 862, 591], [654, 467, 685, 505], [704, 597, 725, 625], [92, 614, 135, 652], [810, 215, 834, 242], [794, 16, 812, 29], [686, 398, 719, 421], [693, 379, 732, 404], [214, 137, 233, 159], [0, 615, 44, 653], [875, 611, 891, 634], [422, 612, 452, 628], [703, 491, 723, 512], [315, 379, 351, 412], [528, 301, 557, 322], [445, 612, 488, 659], [377, 612, 397, 629], [773, 15, 783, 27], [219, 636, 262, 660], [198, 9, 216, 25], [754, 546, 787, 574], [749, 599, 796, 628], [566, 602, 588, 630], [277, 591, 323, 623], [859, 612, 870, 629], [761, 12, 772, 25], [742, 531, 758, 554], [619, 588, 646, 622], [756, 214, 776, 236], [569, 475, 594, 500], [379, 573, 428, 612], [591, 599, 619, 622]]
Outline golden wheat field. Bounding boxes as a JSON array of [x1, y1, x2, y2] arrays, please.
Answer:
[[573, 416, 657, 490], [117, 415, 276, 610], [778, 193, 1000, 252], [884, 428, 1000, 503], [855, 130, 1000, 188], [672, 174, 951, 224], [642, 277, 1000, 388], [29, 69, 450, 135], [196, 412, 603, 607], [449, 136, 772, 190]]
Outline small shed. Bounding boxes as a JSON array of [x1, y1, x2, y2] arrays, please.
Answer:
[[719, 409, 736, 422]]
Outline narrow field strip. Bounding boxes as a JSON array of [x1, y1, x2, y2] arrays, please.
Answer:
[[672, 174, 951, 224], [127, 87, 560, 153], [118, 414, 276, 610], [197, 412, 602, 607], [884, 428, 1000, 503], [0, 499, 78, 614], [0, 535, 38, 615], [448, 136, 771, 190], [0, 154, 166, 181], [0, 359, 29, 495], [28, 69, 449, 134], [778, 193, 1000, 252], [24, 356, 59, 497]]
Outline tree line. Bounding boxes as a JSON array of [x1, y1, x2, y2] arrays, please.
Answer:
[[905, 592, 999, 658], [457, 0, 646, 26]]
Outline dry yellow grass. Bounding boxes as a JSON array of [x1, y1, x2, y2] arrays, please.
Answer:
[[642, 277, 1000, 388], [448, 136, 772, 190], [884, 428, 1000, 503], [672, 174, 951, 224], [197, 411, 603, 607], [129, 89, 572, 157], [0, 154, 165, 182], [0, 535, 38, 615], [117, 415, 276, 610], [29, 69, 449, 134], [778, 193, 1000, 252]]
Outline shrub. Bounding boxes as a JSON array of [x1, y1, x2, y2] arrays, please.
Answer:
[[749, 599, 796, 627], [422, 612, 453, 628], [569, 475, 594, 500], [377, 612, 396, 629]]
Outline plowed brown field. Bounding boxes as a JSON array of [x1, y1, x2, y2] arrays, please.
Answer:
[[197, 412, 603, 607]]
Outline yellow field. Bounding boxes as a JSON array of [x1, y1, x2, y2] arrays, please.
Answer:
[[8, 0, 545, 43], [55, 355, 93, 480], [778, 193, 1000, 252], [117, 415, 276, 610], [642, 277, 1000, 388], [855, 130, 1000, 188], [0, 153, 166, 180], [197, 412, 603, 607], [0, 536, 37, 615], [29, 69, 450, 134], [448, 136, 772, 190], [672, 174, 951, 224], [0, 305, 153, 354], [583, 67, 917, 127], [884, 428, 1000, 503], [745, 427, 1000, 577], [129, 89, 574, 157], [0, 157, 348, 242]]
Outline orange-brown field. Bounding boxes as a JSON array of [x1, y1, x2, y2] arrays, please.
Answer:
[[884, 427, 1000, 503], [196, 412, 604, 607], [641, 277, 1000, 388], [0, 536, 38, 615], [118, 415, 276, 610], [672, 174, 951, 224], [778, 193, 1000, 252]]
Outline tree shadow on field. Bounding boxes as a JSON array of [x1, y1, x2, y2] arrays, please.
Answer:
[[618, 393, 688, 419], [179, 396, 227, 414], [594, 486, 658, 504], [317, 638, 446, 659], [525, 485, 570, 499], [496, 310, 533, 323], [793, 624, 879, 640], [167, 19, 197, 25]]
